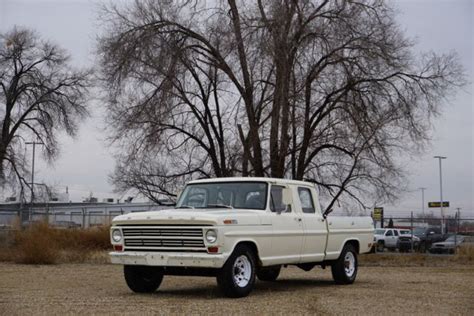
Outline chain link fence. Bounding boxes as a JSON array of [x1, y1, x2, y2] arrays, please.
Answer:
[[372, 214, 474, 254], [0, 203, 169, 230]]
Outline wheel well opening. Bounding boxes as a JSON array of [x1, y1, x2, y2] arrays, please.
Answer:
[[346, 240, 360, 254], [235, 241, 261, 266]]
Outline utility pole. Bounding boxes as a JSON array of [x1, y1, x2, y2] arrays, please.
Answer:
[[434, 156, 447, 234], [418, 187, 427, 222], [25, 140, 44, 203], [455, 207, 461, 254]]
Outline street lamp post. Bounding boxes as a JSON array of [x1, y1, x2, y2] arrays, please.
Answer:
[[434, 156, 447, 233]]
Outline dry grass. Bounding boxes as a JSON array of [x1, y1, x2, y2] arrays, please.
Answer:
[[0, 223, 110, 264], [0, 263, 472, 315], [360, 244, 474, 267]]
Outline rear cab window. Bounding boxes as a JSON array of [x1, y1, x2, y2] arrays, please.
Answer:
[[297, 187, 315, 214]]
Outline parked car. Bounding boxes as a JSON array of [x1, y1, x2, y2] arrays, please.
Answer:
[[397, 230, 421, 252], [374, 228, 402, 252], [413, 227, 447, 252], [109, 177, 374, 298], [429, 235, 465, 254]]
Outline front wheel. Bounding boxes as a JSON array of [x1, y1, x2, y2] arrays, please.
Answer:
[[216, 245, 256, 298], [331, 244, 358, 285], [377, 241, 384, 252], [124, 265, 164, 293]]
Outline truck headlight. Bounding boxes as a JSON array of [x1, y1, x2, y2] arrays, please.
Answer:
[[112, 229, 122, 242], [205, 229, 217, 243]]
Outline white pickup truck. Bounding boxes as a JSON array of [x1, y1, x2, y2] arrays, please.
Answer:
[[110, 177, 374, 297]]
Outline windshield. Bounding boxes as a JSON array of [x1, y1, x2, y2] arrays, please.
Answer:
[[399, 230, 412, 235], [375, 229, 385, 235], [413, 227, 426, 235], [175, 182, 268, 210], [445, 235, 464, 243]]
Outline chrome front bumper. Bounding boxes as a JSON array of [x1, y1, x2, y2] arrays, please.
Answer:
[[109, 251, 227, 268]]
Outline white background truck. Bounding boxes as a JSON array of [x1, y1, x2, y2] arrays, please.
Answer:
[[110, 178, 374, 297]]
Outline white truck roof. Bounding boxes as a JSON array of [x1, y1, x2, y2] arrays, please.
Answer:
[[188, 177, 315, 187]]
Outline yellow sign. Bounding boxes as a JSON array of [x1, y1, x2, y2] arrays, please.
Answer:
[[373, 207, 383, 221], [428, 201, 449, 208]]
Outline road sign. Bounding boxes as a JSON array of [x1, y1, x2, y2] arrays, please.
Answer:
[[373, 207, 383, 220], [428, 201, 449, 208]]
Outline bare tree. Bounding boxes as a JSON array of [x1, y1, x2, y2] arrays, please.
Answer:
[[98, 0, 464, 209], [0, 27, 91, 199]]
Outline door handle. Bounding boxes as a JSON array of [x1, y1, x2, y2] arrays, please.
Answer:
[[294, 218, 302, 222]]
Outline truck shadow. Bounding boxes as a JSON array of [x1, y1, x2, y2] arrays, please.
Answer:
[[149, 278, 339, 299]]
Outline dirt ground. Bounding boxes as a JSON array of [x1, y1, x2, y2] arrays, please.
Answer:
[[0, 263, 473, 315]]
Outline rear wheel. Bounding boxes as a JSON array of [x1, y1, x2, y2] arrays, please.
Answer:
[[216, 245, 256, 298], [257, 266, 281, 282], [331, 244, 358, 285], [124, 265, 164, 293], [377, 241, 384, 252]]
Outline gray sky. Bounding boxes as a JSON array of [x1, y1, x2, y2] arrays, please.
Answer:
[[1, 0, 473, 216]]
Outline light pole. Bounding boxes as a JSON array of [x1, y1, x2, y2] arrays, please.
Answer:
[[418, 187, 427, 222], [434, 156, 447, 233]]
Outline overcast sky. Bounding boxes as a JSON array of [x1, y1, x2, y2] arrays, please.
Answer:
[[1, 0, 473, 216]]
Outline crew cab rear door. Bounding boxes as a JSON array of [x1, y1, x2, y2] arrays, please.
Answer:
[[297, 186, 327, 262]]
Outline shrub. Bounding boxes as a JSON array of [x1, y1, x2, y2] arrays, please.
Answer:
[[0, 223, 111, 264]]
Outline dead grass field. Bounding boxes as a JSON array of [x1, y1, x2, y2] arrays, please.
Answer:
[[0, 262, 472, 315]]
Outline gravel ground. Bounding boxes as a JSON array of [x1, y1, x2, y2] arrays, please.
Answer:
[[0, 263, 473, 315]]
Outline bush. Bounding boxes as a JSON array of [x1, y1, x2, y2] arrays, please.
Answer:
[[14, 224, 59, 264], [0, 223, 110, 264]]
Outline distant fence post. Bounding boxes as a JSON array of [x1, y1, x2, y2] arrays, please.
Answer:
[[411, 211, 414, 252], [82, 208, 86, 228]]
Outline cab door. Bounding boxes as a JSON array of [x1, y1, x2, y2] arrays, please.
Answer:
[[269, 185, 304, 264], [385, 229, 397, 247], [298, 186, 328, 262]]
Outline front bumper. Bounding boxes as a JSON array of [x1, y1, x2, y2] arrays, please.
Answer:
[[109, 251, 227, 268]]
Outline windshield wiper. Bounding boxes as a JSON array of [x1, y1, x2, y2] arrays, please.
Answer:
[[207, 204, 233, 209], [176, 205, 194, 209]]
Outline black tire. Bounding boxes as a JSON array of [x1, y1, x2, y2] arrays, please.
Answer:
[[331, 244, 358, 285], [257, 265, 281, 282], [216, 245, 256, 298], [377, 241, 384, 252], [124, 265, 164, 293]]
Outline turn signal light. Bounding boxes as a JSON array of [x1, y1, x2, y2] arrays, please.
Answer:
[[114, 245, 123, 251], [223, 219, 238, 224], [207, 246, 219, 253]]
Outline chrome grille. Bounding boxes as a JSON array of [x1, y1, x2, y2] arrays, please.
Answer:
[[121, 226, 206, 251], [122, 227, 203, 237]]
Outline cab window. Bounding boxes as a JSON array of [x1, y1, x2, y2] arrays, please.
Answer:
[[394, 230, 399, 236], [270, 185, 291, 213], [297, 187, 315, 214], [386, 230, 393, 236]]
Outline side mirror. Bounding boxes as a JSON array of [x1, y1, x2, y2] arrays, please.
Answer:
[[175, 190, 183, 203], [282, 187, 293, 205]]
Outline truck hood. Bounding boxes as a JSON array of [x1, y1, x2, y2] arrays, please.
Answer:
[[112, 208, 264, 226]]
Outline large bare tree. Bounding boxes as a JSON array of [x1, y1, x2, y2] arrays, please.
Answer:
[[0, 27, 90, 201], [98, 0, 464, 210]]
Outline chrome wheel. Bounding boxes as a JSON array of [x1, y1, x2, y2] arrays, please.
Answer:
[[344, 251, 355, 277], [233, 255, 251, 287]]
